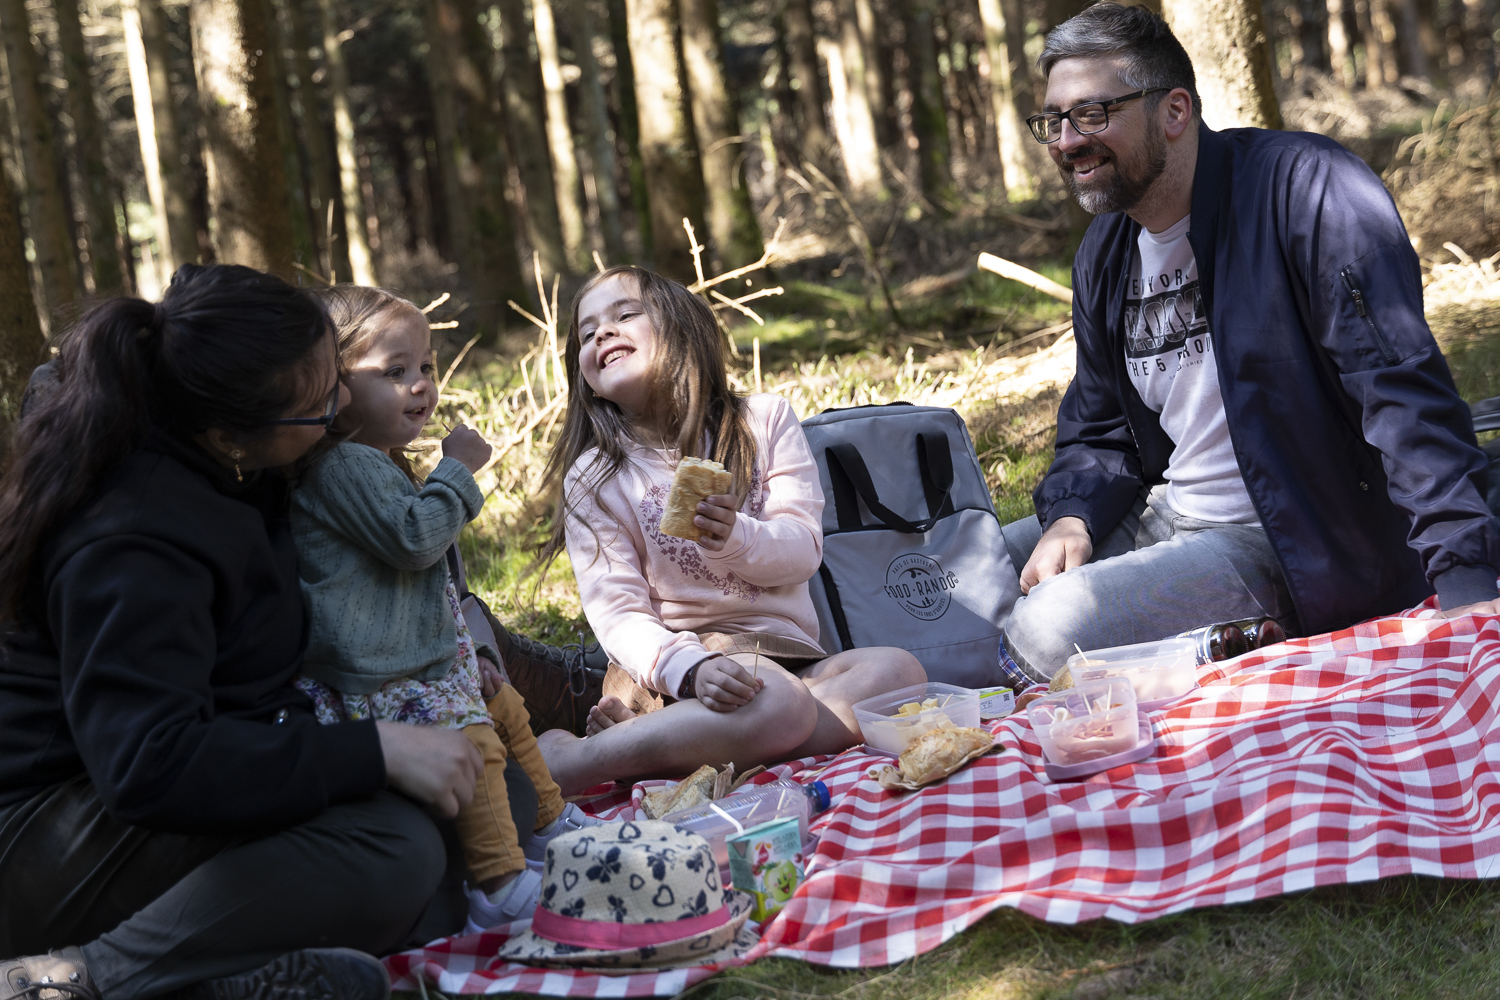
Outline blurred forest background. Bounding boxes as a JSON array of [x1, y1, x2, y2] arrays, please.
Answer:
[[5, 0, 1500, 631]]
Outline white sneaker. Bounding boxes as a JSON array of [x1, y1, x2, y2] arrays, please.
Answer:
[[525, 802, 603, 864], [463, 868, 543, 934]]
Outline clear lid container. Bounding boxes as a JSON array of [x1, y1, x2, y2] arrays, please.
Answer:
[[852, 682, 982, 756], [1066, 636, 1197, 707], [1027, 677, 1141, 766]]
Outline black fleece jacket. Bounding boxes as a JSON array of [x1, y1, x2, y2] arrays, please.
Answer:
[[0, 431, 386, 833]]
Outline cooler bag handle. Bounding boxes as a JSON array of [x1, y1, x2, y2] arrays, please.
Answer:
[[825, 432, 954, 534]]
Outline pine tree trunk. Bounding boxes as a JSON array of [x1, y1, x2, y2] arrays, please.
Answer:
[[1464, 0, 1495, 91], [495, 0, 569, 279], [285, 0, 343, 279], [852, 0, 892, 148], [1369, 0, 1402, 82], [188, 0, 298, 276], [606, 0, 651, 256], [574, 0, 627, 265], [830, 0, 886, 197], [128, 0, 202, 273], [532, 0, 588, 273], [123, 0, 168, 290], [267, 1, 317, 275], [898, 0, 953, 208], [1297, 0, 1329, 72], [0, 162, 45, 444], [424, 0, 527, 334], [318, 0, 377, 283], [976, 0, 1038, 201], [0, 0, 78, 317], [55, 0, 124, 294], [1160, 0, 1283, 128], [624, 0, 706, 280], [680, 0, 763, 268], [1327, 0, 1354, 85], [781, 0, 833, 163]]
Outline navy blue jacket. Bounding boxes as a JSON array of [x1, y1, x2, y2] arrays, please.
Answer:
[[1035, 125, 1500, 636]]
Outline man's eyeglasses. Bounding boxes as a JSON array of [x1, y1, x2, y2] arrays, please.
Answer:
[[1027, 88, 1169, 144], [273, 379, 341, 426]]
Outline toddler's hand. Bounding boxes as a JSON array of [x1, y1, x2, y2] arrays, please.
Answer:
[[443, 424, 492, 474], [693, 655, 762, 712], [477, 654, 505, 699], [693, 494, 738, 552]]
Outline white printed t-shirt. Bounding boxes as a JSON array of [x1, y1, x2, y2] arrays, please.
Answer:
[[1124, 214, 1259, 524]]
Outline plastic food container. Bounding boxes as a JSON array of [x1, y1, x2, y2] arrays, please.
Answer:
[[853, 682, 981, 756], [1027, 677, 1152, 779], [1066, 637, 1198, 710]]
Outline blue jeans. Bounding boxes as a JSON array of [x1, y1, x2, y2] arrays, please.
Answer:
[[999, 485, 1295, 682]]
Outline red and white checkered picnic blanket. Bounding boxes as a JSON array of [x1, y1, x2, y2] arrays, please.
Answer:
[[384, 600, 1500, 995]]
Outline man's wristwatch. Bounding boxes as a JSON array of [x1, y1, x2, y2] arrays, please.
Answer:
[[677, 664, 701, 701]]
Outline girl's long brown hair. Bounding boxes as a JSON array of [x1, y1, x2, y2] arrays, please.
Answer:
[[537, 266, 756, 571], [311, 284, 429, 484]]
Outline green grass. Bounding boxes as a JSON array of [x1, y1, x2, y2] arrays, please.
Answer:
[[434, 270, 1500, 1000]]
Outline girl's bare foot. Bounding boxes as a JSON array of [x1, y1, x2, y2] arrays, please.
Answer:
[[585, 695, 636, 736]]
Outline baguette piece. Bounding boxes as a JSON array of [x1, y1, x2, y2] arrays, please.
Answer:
[[659, 458, 733, 541], [642, 764, 721, 819]]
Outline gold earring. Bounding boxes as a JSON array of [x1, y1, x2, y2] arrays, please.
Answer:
[[230, 449, 245, 484]]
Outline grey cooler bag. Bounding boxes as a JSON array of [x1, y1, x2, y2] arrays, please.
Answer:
[[801, 403, 1021, 687]]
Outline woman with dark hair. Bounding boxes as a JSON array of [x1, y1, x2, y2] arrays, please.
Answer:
[[0, 265, 486, 1000]]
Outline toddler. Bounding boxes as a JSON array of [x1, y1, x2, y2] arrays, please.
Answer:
[[292, 285, 594, 932]]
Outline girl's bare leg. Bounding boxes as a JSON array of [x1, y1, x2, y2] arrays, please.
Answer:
[[790, 646, 926, 757], [539, 662, 819, 795]]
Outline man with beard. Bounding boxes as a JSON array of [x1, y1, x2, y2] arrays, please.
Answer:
[[996, 3, 1500, 683]]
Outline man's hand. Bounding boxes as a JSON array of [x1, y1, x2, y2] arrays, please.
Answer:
[[1019, 516, 1093, 595], [442, 424, 492, 474], [693, 495, 738, 552], [1438, 599, 1500, 619], [376, 721, 483, 817], [692, 655, 763, 712]]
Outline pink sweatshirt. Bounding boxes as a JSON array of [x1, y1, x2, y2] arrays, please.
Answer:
[[564, 393, 825, 696]]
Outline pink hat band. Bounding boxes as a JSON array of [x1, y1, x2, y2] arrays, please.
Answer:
[[530, 905, 731, 950]]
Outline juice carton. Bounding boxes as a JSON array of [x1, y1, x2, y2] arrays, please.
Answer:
[[726, 815, 804, 922], [977, 686, 1015, 718]]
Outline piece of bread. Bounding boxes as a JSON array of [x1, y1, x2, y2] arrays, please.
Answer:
[[643, 764, 722, 818], [659, 458, 733, 541], [895, 726, 994, 785]]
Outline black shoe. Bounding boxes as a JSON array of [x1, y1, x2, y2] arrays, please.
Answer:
[[178, 949, 388, 1000], [496, 626, 608, 683], [2, 948, 98, 1000]]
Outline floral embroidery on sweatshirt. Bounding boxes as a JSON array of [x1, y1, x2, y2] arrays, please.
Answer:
[[639, 470, 765, 601]]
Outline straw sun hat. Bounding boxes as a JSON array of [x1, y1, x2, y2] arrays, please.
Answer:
[[497, 820, 758, 972]]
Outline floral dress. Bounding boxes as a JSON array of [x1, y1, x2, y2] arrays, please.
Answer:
[[295, 575, 491, 730]]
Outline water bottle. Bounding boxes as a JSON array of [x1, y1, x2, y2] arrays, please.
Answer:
[[662, 779, 831, 876]]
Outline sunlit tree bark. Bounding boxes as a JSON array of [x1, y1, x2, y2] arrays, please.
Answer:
[[976, 0, 1038, 201], [1160, 0, 1282, 129], [533, 0, 588, 273], [1326, 0, 1354, 86], [624, 0, 706, 280], [318, 0, 376, 283], [124, 0, 200, 274], [829, 0, 886, 197], [495, 0, 568, 279], [852, 0, 892, 147], [781, 0, 833, 163], [55, 0, 124, 294], [0, 0, 78, 316], [680, 0, 763, 268], [188, 0, 297, 276], [574, 0, 627, 264]]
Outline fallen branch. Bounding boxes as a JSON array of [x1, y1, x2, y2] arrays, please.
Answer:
[[977, 252, 1074, 305]]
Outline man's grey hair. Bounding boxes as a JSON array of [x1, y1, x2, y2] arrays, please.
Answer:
[[1039, 2, 1202, 120]]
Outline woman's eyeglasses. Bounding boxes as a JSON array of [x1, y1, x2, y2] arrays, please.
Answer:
[[1026, 88, 1169, 144], [272, 379, 341, 426]]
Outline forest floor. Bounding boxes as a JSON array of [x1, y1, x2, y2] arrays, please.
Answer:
[[405, 258, 1500, 1000]]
